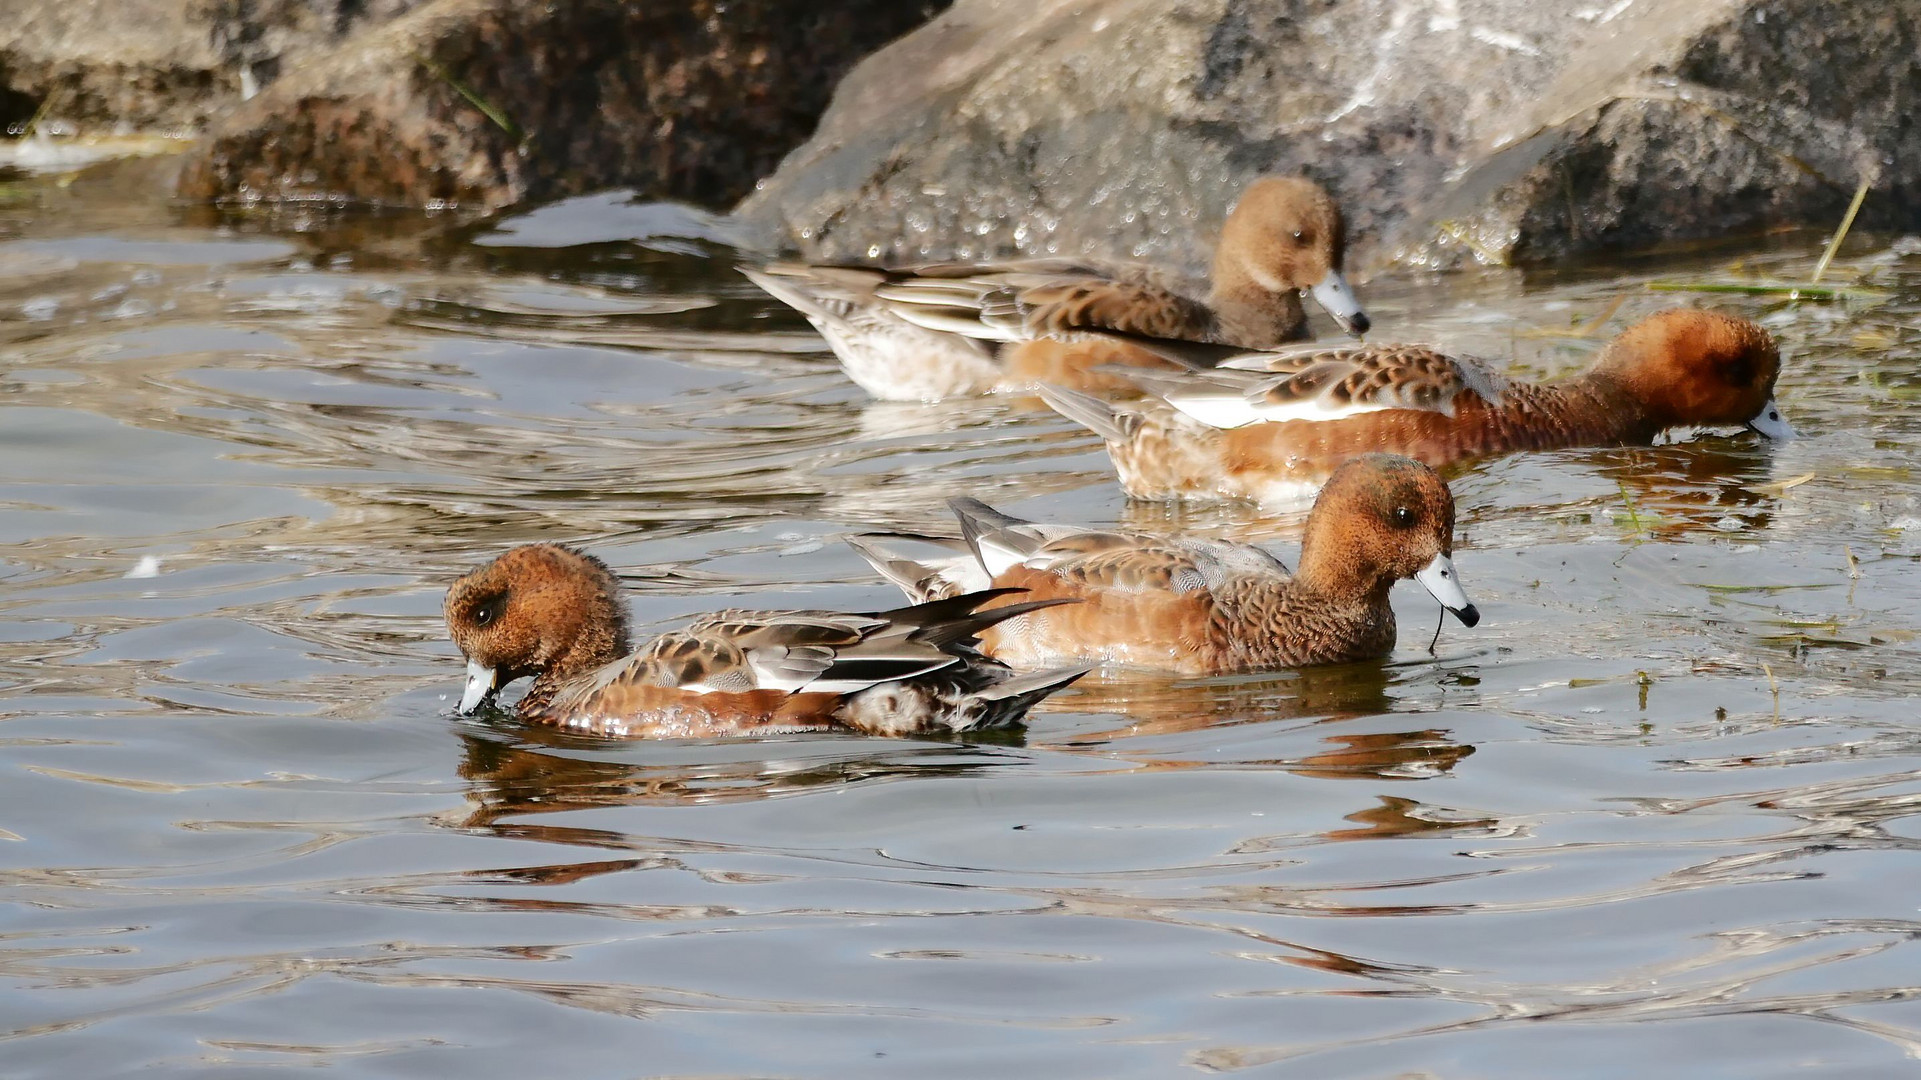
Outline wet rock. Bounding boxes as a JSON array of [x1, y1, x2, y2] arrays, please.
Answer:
[[736, 0, 1920, 272], [175, 0, 948, 210]]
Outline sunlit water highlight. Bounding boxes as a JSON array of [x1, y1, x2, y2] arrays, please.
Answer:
[[1, 166, 1919, 1077]]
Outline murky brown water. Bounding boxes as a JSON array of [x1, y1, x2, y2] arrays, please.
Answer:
[[3, 162, 1921, 1077]]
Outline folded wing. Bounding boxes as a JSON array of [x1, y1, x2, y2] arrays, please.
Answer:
[[1123, 343, 1509, 429]]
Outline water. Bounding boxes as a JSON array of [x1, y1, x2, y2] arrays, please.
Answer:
[[3, 162, 1920, 1077]]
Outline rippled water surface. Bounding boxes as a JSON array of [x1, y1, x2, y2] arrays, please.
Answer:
[[4, 166, 1921, 1077]]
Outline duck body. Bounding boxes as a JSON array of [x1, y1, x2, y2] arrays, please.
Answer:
[[849, 455, 1479, 676], [743, 177, 1369, 401], [445, 544, 1089, 738], [1041, 309, 1793, 504]]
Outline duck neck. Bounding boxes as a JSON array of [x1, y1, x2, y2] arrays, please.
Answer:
[[1480, 370, 1658, 448], [1238, 555, 1395, 669], [1293, 531, 1394, 613], [1207, 271, 1309, 348], [518, 607, 630, 718]]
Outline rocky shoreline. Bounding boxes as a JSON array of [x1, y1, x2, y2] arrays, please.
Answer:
[[3, 0, 1915, 268]]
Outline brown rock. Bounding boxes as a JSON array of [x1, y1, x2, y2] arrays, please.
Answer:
[[174, 0, 948, 210], [0, 0, 426, 134]]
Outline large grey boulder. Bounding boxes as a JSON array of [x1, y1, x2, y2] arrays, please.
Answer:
[[736, 0, 1916, 272]]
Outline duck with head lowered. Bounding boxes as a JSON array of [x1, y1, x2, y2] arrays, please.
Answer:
[[445, 543, 1090, 738], [1039, 307, 1794, 505]]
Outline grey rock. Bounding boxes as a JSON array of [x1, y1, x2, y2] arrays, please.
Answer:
[[736, 0, 1917, 271]]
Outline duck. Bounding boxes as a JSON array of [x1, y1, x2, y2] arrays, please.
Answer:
[[742, 176, 1370, 401], [445, 543, 1091, 738], [1037, 307, 1794, 505], [846, 454, 1478, 676]]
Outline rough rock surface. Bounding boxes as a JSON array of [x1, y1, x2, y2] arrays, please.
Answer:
[[736, 0, 1919, 272], [0, 0, 425, 134], [174, 0, 947, 210], [2, 0, 943, 212]]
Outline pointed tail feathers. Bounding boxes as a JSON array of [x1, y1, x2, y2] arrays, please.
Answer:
[[979, 663, 1094, 704], [1035, 383, 1133, 443], [983, 661, 1091, 703], [738, 264, 840, 322], [945, 497, 1037, 570], [846, 532, 988, 601], [948, 496, 1032, 535], [951, 661, 1094, 731]]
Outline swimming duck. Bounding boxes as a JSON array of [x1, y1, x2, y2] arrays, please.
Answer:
[[445, 543, 1090, 737], [743, 176, 1369, 401], [1039, 308, 1794, 504], [847, 454, 1478, 675]]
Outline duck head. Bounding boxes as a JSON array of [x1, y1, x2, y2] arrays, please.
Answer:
[[444, 543, 630, 713]]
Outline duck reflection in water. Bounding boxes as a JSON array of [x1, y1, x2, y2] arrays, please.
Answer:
[[1585, 439, 1792, 539], [1045, 659, 1489, 839], [449, 725, 1019, 841]]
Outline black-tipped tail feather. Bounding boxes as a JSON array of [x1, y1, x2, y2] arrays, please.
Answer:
[[902, 594, 1081, 650]]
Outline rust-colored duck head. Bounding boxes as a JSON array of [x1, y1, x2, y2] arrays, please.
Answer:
[[444, 543, 630, 714], [1590, 309, 1792, 439], [1296, 453, 1478, 627]]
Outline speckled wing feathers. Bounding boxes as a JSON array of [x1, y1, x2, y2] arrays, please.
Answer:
[[1139, 343, 1509, 429], [583, 608, 940, 697], [1004, 278, 1219, 342], [1260, 345, 1504, 417], [1039, 540, 1215, 595], [869, 261, 1216, 347]]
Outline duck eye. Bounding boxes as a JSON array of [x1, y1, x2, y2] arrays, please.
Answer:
[[1392, 506, 1416, 528], [472, 594, 505, 626], [1290, 229, 1306, 243]]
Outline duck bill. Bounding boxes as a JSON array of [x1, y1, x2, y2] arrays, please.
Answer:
[[458, 659, 499, 715], [1415, 553, 1480, 628], [1746, 397, 1795, 440], [1308, 269, 1370, 337]]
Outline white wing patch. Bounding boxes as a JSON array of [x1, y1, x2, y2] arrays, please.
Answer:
[[1247, 393, 1394, 424], [1163, 386, 1392, 429], [1160, 388, 1268, 429], [976, 534, 1033, 577]]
